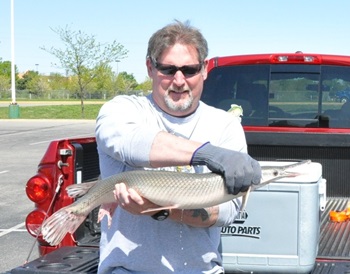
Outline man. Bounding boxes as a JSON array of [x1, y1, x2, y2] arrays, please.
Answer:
[[95, 20, 261, 274]]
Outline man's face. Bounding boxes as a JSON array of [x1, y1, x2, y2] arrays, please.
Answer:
[[147, 43, 208, 117]]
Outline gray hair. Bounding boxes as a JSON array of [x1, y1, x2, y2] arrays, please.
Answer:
[[147, 20, 208, 63]]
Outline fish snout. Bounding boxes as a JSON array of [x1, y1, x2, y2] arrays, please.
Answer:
[[283, 170, 301, 178]]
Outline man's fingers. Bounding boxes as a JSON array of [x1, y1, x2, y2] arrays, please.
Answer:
[[128, 188, 144, 205], [114, 183, 130, 206]]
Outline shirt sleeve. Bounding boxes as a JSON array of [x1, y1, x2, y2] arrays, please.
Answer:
[[95, 95, 161, 168], [214, 198, 242, 227]]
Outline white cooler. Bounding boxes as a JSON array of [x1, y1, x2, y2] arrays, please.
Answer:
[[220, 161, 326, 274]]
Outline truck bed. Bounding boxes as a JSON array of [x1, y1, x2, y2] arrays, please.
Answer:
[[318, 198, 350, 260], [10, 197, 350, 274], [313, 198, 350, 273]]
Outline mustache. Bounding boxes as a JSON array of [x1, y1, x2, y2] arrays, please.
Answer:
[[168, 87, 191, 93]]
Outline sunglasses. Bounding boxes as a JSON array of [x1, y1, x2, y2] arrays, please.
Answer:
[[151, 59, 203, 77]]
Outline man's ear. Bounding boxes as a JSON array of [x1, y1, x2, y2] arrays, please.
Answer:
[[146, 58, 154, 77], [201, 60, 209, 80]]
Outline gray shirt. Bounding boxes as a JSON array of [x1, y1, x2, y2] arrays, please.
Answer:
[[95, 94, 247, 274]]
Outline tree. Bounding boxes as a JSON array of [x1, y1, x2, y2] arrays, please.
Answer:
[[16, 70, 38, 91], [90, 64, 116, 98], [136, 77, 152, 93], [0, 60, 12, 96], [48, 72, 69, 92], [27, 75, 51, 97], [41, 26, 128, 117], [116, 72, 138, 94], [0, 75, 10, 96], [0, 60, 12, 78]]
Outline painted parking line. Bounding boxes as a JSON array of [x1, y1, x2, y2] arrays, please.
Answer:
[[29, 134, 94, 146], [0, 222, 26, 237], [29, 140, 52, 146]]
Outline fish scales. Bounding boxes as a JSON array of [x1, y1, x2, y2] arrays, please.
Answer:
[[73, 171, 231, 213], [120, 171, 230, 209], [40, 160, 310, 246]]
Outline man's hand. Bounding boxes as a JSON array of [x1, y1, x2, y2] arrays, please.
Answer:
[[191, 142, 261, 195], [114, 183, 159, 216]]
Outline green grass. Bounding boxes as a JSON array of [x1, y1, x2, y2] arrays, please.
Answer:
[[0, 103, 103, 119]]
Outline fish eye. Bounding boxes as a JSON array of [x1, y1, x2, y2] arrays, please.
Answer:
[[273, 170, 279, 176]]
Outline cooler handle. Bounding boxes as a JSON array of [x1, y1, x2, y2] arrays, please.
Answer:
[[319, 178, 327, 212]]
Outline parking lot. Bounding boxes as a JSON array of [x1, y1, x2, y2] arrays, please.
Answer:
[[0, 119, 96, 273]]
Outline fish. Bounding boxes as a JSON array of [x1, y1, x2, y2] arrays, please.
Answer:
[[40, 160, 310, 246]]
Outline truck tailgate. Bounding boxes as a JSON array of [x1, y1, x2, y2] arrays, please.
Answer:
[[10, 197, 350, 274], [10, 246, 99, 274]]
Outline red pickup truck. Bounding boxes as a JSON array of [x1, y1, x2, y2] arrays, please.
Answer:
[[12, 52, 350, 273]]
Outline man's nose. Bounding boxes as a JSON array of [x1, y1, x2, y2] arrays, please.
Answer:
[[172, 70, 186, 86]]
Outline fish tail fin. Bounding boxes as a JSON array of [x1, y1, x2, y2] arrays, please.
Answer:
[[41, 207, 86, 246], [66, 181, 97, 198]]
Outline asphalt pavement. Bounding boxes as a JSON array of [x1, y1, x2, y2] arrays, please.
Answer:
[[0, 119, 96, 273]]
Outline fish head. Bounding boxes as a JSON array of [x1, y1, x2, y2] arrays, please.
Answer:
[[261, 160, 311, 183]]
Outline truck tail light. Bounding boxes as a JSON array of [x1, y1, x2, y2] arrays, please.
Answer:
[[277, 56, 288, 62], [25, 209, 47, 239], [271, 54, 320, 63], [26, 175, 51, 203], [303, 56, 315, 62]]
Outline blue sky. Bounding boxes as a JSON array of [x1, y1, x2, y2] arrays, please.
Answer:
[[0, 0, 350, 83]]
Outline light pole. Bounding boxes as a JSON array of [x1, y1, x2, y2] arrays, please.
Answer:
[[35, 63, 39, 73], [9, 0, 20, 118], [116, 60, 120, 75]]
